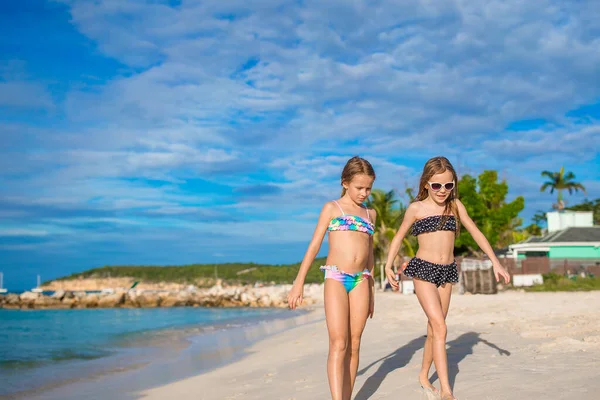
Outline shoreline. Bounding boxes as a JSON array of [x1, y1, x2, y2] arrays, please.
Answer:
[[138, 290, 600, 400], [3, 305, 323, 400]]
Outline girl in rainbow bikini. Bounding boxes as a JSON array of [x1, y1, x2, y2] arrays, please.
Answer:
[[384, 156, 511, 400], [288, 156, 376, 400]]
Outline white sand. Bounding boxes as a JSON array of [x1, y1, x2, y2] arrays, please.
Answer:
[[138, 290, 600, 400]]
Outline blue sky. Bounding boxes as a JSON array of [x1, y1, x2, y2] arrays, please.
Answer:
[[1, 0, 599, 291]]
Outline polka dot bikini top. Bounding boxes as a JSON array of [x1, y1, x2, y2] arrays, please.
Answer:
[[327, 200, 375, 236], [411, 215, 457, 236]]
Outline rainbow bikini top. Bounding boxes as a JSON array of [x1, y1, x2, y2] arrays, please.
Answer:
[[327, 200, 374, 236]]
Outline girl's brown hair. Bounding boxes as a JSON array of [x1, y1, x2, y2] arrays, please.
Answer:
[[416, 156, 460, 231], [340, 156, 376, 196]]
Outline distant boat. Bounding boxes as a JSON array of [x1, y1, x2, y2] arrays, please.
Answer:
[[31, 275, 43, 293], [0, 272, 7, 294]]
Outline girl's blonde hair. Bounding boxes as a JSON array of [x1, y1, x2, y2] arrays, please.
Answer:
[[416, 156, 460, 231], [340, 156, 376, 196]]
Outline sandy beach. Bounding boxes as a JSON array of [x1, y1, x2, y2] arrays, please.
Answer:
[[138, 290, 600, 400]]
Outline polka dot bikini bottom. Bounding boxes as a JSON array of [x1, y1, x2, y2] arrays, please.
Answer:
[[403, 257, 459, 287]]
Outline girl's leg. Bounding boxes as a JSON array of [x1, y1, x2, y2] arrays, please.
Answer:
[[345, 278, 371, 399], [324, 279, 350, 400], [420, 283, 453, 390], [414, 279, 454, 398]]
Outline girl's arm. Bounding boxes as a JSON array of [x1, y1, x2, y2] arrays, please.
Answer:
[[455, 199, 511, 283], [368, 209, 377, 318], [384, 203, 419, 289], [368, 209, 378, 274], [287, 202, 334, 309]]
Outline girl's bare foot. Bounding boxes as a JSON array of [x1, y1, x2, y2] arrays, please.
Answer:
[[440, 392, 457, 400], [418, 376, 439, 395]]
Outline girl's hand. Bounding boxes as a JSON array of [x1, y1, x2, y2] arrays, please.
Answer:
[[287, 283, 304, 310], [401, 261, 408, 272], [493, 263, 511, 284], [369, 290, 375, 318], [385, 267, 399, 290]]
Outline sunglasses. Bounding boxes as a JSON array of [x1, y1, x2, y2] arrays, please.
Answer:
[[428, 181, 455, 192]]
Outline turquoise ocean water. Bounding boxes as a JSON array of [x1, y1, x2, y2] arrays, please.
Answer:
[[0, 306, 309, 398]]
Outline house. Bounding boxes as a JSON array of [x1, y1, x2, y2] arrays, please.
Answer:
[[507, 211, 600, 286], [508, 211, 600, 264]]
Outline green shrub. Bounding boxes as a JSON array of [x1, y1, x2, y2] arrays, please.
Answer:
[[526, 275, 600, 292], [541, 272, 562, 285], [54, 258, 328, 287]]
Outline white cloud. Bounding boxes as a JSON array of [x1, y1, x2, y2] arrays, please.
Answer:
[[51, 0, 600, 148]]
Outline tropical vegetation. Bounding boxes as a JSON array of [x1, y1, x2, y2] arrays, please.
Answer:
[[525, 272, 600, 292], [54, 258, 328, 287], [455, 170, 525, 255], [540, 166, 586, 210]]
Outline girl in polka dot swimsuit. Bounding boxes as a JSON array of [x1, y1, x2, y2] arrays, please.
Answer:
[[288, 156, 377, 400], [384, 156, 511, 400]]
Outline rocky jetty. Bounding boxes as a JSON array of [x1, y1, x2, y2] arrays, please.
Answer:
[[0, 284, 323, 310], [41, 277, 194, 292]]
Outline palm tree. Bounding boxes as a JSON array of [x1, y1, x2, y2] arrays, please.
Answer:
[[367, 189, 415, 289], [540, 167, 586, 210], [532, 210, 547, 226]]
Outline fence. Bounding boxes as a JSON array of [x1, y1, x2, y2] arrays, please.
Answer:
[[496, 257, 600, 277], [397, 256, 600, 294]]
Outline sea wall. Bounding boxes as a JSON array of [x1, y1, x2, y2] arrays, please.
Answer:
[[40, 278, 194, 292], [0, 284, 323, 310]]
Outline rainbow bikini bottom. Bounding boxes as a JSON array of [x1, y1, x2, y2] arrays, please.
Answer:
[[320, 265, 372, 293]]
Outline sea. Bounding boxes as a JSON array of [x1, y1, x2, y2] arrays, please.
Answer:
[[0, 299, 320, 399]]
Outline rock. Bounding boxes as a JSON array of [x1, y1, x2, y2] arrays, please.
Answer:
[[204, 295, 222, 307], [221, 298, 240, 307], [303, 297, 317, 306], [122, 292, 139, 308], [19, 291, 40, 307], [79, 294, 99, 308], [61, 297, 77, 308], [159, 295, 178, 308], [135, 293, 161, 308], [161, 292, 191, 307], [207, 285, 224, 296], [20, 291, 40, 302], [191, 292, 209, 306], [34, 296, 63, 309], [51, 290, 66, 300], [4, 293, 20, 306], [97, 293, 125, 308], [240, 292, 257, 305], [270, 297, 285, 307], [258, 295, 272, 307]]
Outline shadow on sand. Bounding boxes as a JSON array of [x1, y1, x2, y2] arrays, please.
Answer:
[[354, 332, 510, 400]]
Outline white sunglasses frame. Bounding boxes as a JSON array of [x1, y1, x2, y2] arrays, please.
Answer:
[[427, 181, 455, 192]]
